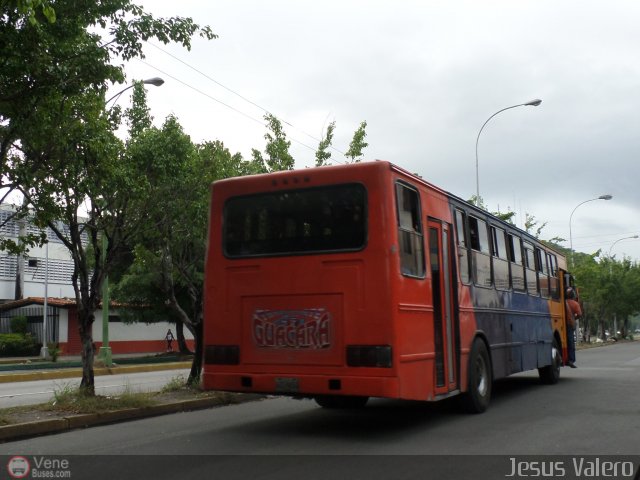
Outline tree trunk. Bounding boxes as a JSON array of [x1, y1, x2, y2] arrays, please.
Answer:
[[188, 320, 203, 385], [621, 316, 629, 338], [78, 313, 95, 395], [175, 320, 192, 354]]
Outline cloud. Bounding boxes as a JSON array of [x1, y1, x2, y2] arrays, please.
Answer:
[[123, 0, 640, 259]]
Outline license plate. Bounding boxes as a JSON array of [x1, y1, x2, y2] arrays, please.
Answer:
[[275, 377, 299, 393]]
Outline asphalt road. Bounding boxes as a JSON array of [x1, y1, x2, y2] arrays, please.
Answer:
[[0, 369, 190, 408], [2, 342, 639, 479]]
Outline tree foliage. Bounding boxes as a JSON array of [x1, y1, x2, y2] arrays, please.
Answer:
[[112, 101, 250, 382], [9, 0, 56, 25], [0, 0, 214, 394], [572, 252, 640, 340], [345, 121, 368, 163], [251, 113, 294, 173], [315, 121, 335, 167]]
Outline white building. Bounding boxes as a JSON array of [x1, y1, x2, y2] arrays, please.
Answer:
[[0, 205, 193, 354], [0, 204, 76, 300]]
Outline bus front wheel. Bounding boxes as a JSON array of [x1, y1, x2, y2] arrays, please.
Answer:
[[461, 338, 492, 414], [315, 395, 369, 409]]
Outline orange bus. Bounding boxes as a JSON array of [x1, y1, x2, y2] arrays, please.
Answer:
[[202, 161, 572, 412]]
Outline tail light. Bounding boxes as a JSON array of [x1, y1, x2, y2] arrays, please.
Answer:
[[346, 345, 392, 368], [205, 345, 240, 365]]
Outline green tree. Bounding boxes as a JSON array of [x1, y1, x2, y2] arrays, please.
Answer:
[[572, 251, 640, 341], [1, 0, 214, 394], [345, 121, 368, 163], [524, 213, 547, 238], [113, 113, 247, 384], [315, 121, 335, 167], [251, 113, 295, 172], [9, 0, 55, 24]]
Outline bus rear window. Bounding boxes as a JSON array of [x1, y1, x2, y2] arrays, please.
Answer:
[[223, 183, 367, 257]]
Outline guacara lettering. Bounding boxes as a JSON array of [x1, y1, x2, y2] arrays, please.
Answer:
[[253, 309, 331, 349]]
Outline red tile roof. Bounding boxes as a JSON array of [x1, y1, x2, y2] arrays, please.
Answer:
[[0, 297, 142, 311], [0, 297, 78, 311]]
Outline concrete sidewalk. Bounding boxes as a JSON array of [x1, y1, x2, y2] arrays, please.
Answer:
[[0, 353, 192, 383], [0, 355, 258, 444], [0, 361, 192, 383], [0, 392, 261, 443]]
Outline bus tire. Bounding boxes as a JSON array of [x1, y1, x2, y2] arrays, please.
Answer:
[[538, 337, 561, 385], [461, 338, 492, 414], [315, 395, 369, 409]]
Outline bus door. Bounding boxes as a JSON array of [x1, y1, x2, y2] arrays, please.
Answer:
[[428, 219, 458, 394]]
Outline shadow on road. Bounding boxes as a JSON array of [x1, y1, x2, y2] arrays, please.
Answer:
[[216, 374, 566, 442]]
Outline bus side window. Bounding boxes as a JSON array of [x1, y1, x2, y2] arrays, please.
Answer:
[[454, 209, 470, 284], [491, 226, 509, 291], [508, 234, 525, 291], [396, 183, 425, 278], [536, 248, 550, 298], [469, 216, 491, 287], [523, 241, 538, 294], [548, 253, 560, 298]]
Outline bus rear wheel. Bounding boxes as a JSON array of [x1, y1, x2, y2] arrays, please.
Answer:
[[460, 338, 492, 414], [314, 395, 369, 409], [538, 337, 561, 385]]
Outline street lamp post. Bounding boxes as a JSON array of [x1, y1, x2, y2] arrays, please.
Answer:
[[568, 194, 613, 344], [607, 235, 638, 339], [568, 195, 613, 266], [39, 240, 49, 359], [475, 99, 542, 205], [608, 235, 639, 257], [98, 77, 164, 367]]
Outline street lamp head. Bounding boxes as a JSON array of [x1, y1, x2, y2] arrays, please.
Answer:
[[142, 77, 164, 87], [525, 99, 542, 107], [599, 195, 613, 201], [106, 77, 165, 106]]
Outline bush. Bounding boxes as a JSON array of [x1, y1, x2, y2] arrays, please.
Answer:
[[0, 333, 40, 356], [10, 315, 28, 335], [47, 342, 61, 362]]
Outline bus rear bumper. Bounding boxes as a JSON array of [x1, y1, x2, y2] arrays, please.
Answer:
[[202, 372, 400, 399]]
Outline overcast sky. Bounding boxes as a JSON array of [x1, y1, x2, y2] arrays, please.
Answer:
[[118, 0, 640, 261]]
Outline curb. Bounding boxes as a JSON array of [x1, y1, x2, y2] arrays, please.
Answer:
[[0, 361, 192, 383], [0, 394, 263, 443]]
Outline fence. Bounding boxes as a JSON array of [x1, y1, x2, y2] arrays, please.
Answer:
[[0, 305, 60, 344]]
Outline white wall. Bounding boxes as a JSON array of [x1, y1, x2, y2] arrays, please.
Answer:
[[92, 309, 194, 342], [58, 309, 68, 343]]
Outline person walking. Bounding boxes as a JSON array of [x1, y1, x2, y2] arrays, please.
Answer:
[[165, 329, 175, 353]]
